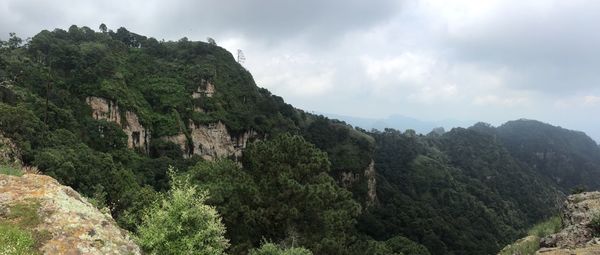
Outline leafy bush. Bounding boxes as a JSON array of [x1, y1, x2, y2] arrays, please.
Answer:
[[136, 168, 229, 255]]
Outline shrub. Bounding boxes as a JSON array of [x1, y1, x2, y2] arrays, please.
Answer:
[[136, 167, 229, 255]]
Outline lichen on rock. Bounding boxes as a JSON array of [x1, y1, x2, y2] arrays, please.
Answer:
[[0, 173, 141, 255]]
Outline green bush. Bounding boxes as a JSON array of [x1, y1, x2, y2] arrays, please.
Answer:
[[136, 168, 229, 255]]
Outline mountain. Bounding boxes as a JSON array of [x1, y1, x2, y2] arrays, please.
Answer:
[[1, 26, 600, 255], [323, 112, 471, 134]]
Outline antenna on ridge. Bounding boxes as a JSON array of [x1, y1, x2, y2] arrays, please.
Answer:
[[237, 49, 246, 64]]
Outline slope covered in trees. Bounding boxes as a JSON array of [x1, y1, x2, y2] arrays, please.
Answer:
[[1, 26, 600, 254]]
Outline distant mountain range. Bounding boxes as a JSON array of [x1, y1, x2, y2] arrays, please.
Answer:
[[321, 113, 473, 134]]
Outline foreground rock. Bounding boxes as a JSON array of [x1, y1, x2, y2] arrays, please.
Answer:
[[536, 192, 600, 254], [0, 173, 141, 255]]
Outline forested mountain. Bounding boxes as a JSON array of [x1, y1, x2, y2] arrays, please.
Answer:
[[0, 26, 599, 255]]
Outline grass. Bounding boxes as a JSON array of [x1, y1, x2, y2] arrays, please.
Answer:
[[499, 216, 562, 255], [0, 223, 36, 255], [528, 216, 562, 237], [0, 164, 23, 176], [0, 201, 49, 255]]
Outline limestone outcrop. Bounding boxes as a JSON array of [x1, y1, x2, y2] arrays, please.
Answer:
[[340, 160, 378, 207], [192, 79, 216, 99], [86, 97, 150, 153], [163, 121, 257, 160], [0, 173, 141, 255]]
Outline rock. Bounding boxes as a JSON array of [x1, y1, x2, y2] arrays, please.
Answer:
[[0, 173, 141, 255], [365, 160, 378, 206], [535, 191, 600, 254], [192, 79, 216, 99], [162, 121, 258, 161], [86, 97, 150, 153]]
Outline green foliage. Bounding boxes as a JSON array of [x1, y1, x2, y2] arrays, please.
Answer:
[[0, 164, 23, 176], [499, 216, 561, 255], [189, 159, 259, 254], [528, 216, 561, 237], [498, 236, 540, 255], [0, 223, 37, 255], [385, 236, 431, 255], [0, 201, 48, 255], [589, 213, 600, 236], [359, 128, 560, 255], [249, 243, 312, 255], [242, 134, 361, 254], [137, 168, 229, 255]]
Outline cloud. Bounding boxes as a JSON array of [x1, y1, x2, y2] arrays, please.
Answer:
[[2, 0, 600, 141]]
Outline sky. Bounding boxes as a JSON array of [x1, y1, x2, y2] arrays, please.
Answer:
[[1, 0, 600, 141]]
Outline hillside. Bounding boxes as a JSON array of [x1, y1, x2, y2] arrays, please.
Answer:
[[2, 26, 600, 254]]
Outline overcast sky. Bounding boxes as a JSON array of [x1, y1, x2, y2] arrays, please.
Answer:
[[2, 0, 600, 141]]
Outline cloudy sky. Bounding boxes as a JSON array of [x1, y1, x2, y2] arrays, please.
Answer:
[[2, 0, 600, 141]]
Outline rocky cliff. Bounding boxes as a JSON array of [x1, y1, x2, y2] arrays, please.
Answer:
[[0, 173, 141, 254], [163, 121, 258, 160], [500, 192, 600, 255], [86, 96, 150, 153], [536, 192, 600, 254]]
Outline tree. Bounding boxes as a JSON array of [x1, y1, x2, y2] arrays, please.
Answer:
[[189, 159, 261, 254], [207, 37, 216, 45], [137, 168, 229, 255], [7, 32, 22, 49], [99, 23, 107, 33], [250, 243, 312, 255], [243, 134, 361, 254]]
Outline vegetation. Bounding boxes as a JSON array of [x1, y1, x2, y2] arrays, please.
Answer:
[[137, 168, 229, 255], [1, 26, 598, 254], [0, 164, 22, 176], [0, 201, 49, 255], [249, 243, 312, 255], [499, 216, 562, 255]]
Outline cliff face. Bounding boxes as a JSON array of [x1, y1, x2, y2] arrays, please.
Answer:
[[163, 121, 258, 160], [86, 97, 150, 153], [0, 173, 141, 254]]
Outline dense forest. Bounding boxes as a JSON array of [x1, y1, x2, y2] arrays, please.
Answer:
[[1, 25, 600, 254]]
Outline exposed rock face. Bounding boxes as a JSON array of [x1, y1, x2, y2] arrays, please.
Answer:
[[86, 97, 150, 153], [535, 192, 600, 254], [163, 121, 257, 161], [0, 173, 141, 255], [192, 79, 216, 99], [365, 160, 378, 206], [339, 160, 378, 207]]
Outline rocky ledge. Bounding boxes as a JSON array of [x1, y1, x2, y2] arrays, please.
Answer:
[[0, 173, 141, 255], [537, 192, 600, 254]]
